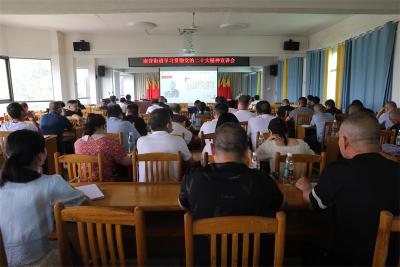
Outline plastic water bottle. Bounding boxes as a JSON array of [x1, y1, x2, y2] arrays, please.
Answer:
[[283, 153, 294, 185], [397, 130, 400, 146], [195, 117, 200, 127], [128, 132, 136, 153], [257, 132, 265, 148], [332, 119, 338, 134], [251, 152, 260, 169]]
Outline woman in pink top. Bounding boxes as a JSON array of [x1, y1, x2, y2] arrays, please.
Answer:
[[74, 113, 131, 181]]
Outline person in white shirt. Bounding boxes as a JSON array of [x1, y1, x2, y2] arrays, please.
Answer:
[[234, 95, 255, 122], [119, 97, 128, 113], [376, 101, 397, 129], [0, 102, 39, 132], [146, 99, 163, 114], [136, 108, 193, 182], [248, 101, 275, 151], [248, 95, 261, 110], [168, 108, 193, 144], [198, 103, 229, 137]]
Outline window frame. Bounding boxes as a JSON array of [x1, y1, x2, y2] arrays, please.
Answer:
[[0, 56, 14, 104], [9, 57, 55, 102], [75, 67, 90, 99]]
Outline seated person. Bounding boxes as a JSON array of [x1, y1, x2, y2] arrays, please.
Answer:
[[277, 98, 294, 116], [248, 101, 275, 151], [0, 102, 39, 132], [124, 103, 147, 136], [0, 130, 85, 267], [227, 99, 238, 113], [168, 109, 193, 145], [287, 97, 313, 122], [119, 97, 127, 113], [310, 104, 334, 145], [348, 99, 375, 115], [20, 102, 37, 121], [75, 113, 132, 180], [107, 95, 118, 108], [146, 99, 162, 114], [188, 100, 201, 115], [198, 103, 228, 136], [179, 122, 285, 266], [201, 112, 239, 165], [191, 102, 211, 124], [64, 99, 83, 118], [40, 101, 73, 153], [170, 103, 191, 128], [136, 108, 193, 182], [296, 112, 399, 266], [248, 94, 261, 110], [76, 99, 86, 110], [125, 94, 133, 105], [106, 104, 140, 151], [306, 95, 314, 110], [377, 101, 397, 129], [324, 99, 342, 115], [312, 96, 320, 105], [256, 118, 314, 175], [234, 95, 255, 122], [389, 108, 400, 132]]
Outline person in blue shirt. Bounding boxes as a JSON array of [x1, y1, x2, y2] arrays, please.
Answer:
[[310, 104, 334, 144], [106, 104, 140, 150], [40, 101, 73, 153]]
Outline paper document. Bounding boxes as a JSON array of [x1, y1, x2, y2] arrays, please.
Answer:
[[75, 184, 105, 200]]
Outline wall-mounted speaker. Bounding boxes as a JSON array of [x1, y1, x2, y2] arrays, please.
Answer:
[[270, 64, 278, 76], [73, 40, 90, 51], [283, 39, 300, 51], [98, 65, 105, 77]]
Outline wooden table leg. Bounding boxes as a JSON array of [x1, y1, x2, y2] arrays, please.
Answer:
[[45, 135, 58, 174]]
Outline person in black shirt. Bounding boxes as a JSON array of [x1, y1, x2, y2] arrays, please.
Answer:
[[277, 98, 294, 116], [324, 99, 342, 115], [296, 112, 399, 266], [64, 100, 83, 117], [124, 103, 147, 136], [179, 122, 285, 265]]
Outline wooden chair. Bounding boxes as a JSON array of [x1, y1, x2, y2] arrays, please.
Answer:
[[54, 152, 103, 182], [321, 121, 334, 151], [105, 133, 123, 145], [326, 136, 340, 164], [379, 152, 400, 162], [372, 211, 400, 267], [54, 203, 147, 267], [380, 130, 396, 145], [240, 121, 248, 132], [0, 229, 8, 267], [184, 212, 286, 267], [200, 131, 215, 150], [295, 114, 312, 138], [256, 132, 271, 149], [132, 152, 182, 183], [202, 152, 215, 167], [274, 152, 326, 180]]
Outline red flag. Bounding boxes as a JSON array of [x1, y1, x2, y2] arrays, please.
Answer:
[[222, 78, 227, 98], [217, 78, 222, 96], [152, 80, 160, 99], [145, 80, 152, 99], [226, 78, 232, 100]]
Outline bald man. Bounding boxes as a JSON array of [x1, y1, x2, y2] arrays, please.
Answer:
[[296, 112, 399, 266]]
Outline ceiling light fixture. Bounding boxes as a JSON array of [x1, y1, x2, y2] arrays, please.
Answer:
[[128, 21, 157, 34], [219, 23, 248, 31]]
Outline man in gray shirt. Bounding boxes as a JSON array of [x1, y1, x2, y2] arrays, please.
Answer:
[[287, 97, 313, 121]]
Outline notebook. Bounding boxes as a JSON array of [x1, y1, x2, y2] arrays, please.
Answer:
[[75, 184, 105, 200]]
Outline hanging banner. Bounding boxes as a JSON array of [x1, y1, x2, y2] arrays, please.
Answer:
[[128, 57, 250, 67]]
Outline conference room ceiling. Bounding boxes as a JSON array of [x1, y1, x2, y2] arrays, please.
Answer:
[[0, 13, 352, 36]]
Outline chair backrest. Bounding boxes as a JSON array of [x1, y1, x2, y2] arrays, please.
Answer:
[[0, 229, 8, 267], [203, 152, 215, 167], [196, 114, 213, 125], [105, 133, 123, 145], [256, 132, 271, 149], [274, 152, 326, 180], [372, 211, 400, 267], [326, 136, 340, 164], [132, 152, 182, 183], [295, 114, 312, 126], [321, 121, 334, 151], [379, 130, 396, 145], [54, 203, 147, 267], [54, 152, 103, 182], [200, 131, 216, 150], [239, 121, 248, 132], [379, 152, 400, 162], [184, 212, 286, 267]]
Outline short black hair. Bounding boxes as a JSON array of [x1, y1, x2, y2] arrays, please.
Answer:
[[253, 95, 260, 100], [150, 108, 171, 131], [126, 103, 139, 115], [20, 102, 28, 109], [238, 95, 251, 106], [325, 99, 336, 108], [126, 94, 131, 100], [107, 104, 123, 118], [214, 122, 248, 158], [312, 96, 320, 104], [227, 100, 237, 109], [84, 113, 106, 136], [215, 96, 227, 104], [351, 99, 364, 108], [255, 101, 271, 114], [214, 103, 229, 116], [216, 113, 239, 129], [6, 102, 24, 119], [120, 97, 126, 103], [199, 102, 207, 113], [67, 99, 78, 105], [268, 117, 289, 145], [58, 101, 66, 108], [110, 95, 117, 102], [307, 95, 314, 101], [298, 97, 307, 106], [169, 103, 181, 113], [151, 99, 159, 104]]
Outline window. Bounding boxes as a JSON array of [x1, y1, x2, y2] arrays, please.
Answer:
[[326, 47, 338, 101], [76, 68, 89, 99], [10, 58, 54, 101], [0, 57, 12, 102]]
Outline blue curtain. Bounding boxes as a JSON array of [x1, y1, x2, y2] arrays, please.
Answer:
[[348, 21, 397, 111], [340, 39, 352, 110], [277, 60, 284, 101], [250, 72, 258, 96], [287, 57, 304, 102], [306, 49, 326, 98]]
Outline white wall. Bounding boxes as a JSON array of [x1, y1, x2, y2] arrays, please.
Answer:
[[309, 14, 400, 104]]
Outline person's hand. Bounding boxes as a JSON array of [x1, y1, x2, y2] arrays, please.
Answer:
[[296, 177, 312, 192]]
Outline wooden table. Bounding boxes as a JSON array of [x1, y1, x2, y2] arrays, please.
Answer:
[[72, 181, 307, 210]]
